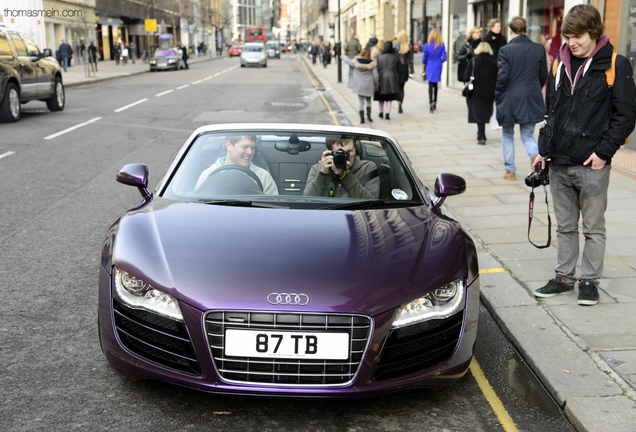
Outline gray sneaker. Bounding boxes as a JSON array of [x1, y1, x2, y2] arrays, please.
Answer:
[[534, 277, 574, 298], [578, 281, 599, 306]]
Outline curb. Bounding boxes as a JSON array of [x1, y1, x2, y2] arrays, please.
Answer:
[[300, 54, 636, 431], [63, 56, 222, 88]]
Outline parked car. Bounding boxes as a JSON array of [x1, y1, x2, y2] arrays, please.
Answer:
[[240, 42, 267, 67], [149, 48, 184, 71], [266, 41, 281, 59], [228, 44, 242, 57], [0, 24, 65, 122], [99, 123, 480, 397]]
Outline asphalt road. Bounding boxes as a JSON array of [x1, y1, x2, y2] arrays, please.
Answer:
[[0, 55, 575, 431]]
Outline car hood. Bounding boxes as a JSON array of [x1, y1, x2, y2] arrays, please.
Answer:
[[112, 198, 466, 316]]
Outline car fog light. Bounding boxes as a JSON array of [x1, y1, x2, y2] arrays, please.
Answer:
[[113, 266, 184, 322], [391, 278, 465, 328]]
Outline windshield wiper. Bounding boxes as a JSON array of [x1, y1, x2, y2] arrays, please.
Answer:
[[198, 199, 289, 209], [320, 200, 420, 210]]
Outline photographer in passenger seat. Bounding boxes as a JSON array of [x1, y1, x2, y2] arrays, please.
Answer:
[[195, 135, 278, 194], [303, 138, 379, 199]]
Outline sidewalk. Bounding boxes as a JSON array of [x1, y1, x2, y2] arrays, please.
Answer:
[[60, 53, 221, 87], [304, 55, 636, 431]]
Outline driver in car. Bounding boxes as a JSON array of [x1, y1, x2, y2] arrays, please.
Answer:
[[195, 135, 278, 195], [303, 138, 379, 199]]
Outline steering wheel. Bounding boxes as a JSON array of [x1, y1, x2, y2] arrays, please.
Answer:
[[206, 164, 264, 192]]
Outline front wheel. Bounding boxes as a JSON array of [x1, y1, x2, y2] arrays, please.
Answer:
[[45, 77, 65, 112], [0, 82, 21, 122]]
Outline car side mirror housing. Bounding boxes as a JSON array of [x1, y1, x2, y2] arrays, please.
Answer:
[[43, 48, 52, 57], [432, 173, 466, 209], [117, 163, 151, 200]]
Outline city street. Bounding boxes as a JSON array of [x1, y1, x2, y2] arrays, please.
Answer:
[[0, 53, 612, 431]]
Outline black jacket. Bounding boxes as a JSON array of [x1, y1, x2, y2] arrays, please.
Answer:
[[464, 53, 499, 124], [456, 38, 480, 82], [539, 36, 636, 165], [485, 31, 506, 60], [495, 35, 547, 126]]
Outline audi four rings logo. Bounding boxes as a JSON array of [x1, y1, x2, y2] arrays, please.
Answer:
[[267, 293, 310, 306]]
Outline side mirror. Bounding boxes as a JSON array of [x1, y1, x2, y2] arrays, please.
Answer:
[[117, 163, 151, 200], [432, 173, 466, 209], [43, 48, 52, 57]]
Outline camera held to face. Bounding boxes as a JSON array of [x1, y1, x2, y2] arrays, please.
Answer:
[[330, 148, 350, 169], [525, 163, 550, 188]]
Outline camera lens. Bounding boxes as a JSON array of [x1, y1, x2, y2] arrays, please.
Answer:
[[332, 149, 348, 168]]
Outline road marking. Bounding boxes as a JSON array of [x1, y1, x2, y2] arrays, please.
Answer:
[[44, 117, 103, 140], [192, 79, 203, 85], [155, 89, 174, 97], [300, 59, 339, 126], [114, 98, 148, 113], [480, 268, 507, 274], [176, 84, 190, 90], [203, 76, 213, 80], [470, 359, 519, 432], [213, 72, 221, 77], [0, 151, 15, 160]]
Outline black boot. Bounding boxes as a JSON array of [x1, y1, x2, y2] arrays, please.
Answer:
[[385, 113, 390, 120], [359, 110, 365, 124], [366, 107, 373, 122], [398, 103, 403, 114], [430, 102, 435, 113]]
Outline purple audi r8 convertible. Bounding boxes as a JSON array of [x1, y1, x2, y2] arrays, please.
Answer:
[[98, 124, 479, 397]]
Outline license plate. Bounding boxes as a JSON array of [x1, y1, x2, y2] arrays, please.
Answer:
[[225, 329, 349, 360]]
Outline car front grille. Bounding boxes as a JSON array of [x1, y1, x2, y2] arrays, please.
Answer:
[[205, 311, 372, 386], [113, 299, 200, 375], [372, 311, 464, 381]]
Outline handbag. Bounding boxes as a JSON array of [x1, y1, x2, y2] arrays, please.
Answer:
[[462, 58, 475, 97]]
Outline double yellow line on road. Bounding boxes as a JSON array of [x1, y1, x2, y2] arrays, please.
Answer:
[[300, 59, 340, 126]]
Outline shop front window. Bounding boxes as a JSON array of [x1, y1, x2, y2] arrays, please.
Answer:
[[526, 0, 565, 66]]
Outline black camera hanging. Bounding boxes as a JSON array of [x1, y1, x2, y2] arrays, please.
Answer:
[[526, 164, 552, 249]]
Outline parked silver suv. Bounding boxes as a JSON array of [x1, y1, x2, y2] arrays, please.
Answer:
[[0, 25, 65, 122]]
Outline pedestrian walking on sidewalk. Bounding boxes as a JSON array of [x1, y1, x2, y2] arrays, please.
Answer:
[[395, 30, 414, 114], [88, 40, 98, 72], [122, 46, 129, 65], [532, 5, 636, 306], [113, 43, 121, 65], [310, 41, 319, 65], [374, 42, 400, 120], [456, 27, 481, 83], [422, 29, 446, 113], [58, 40, 72, 72], [320, 41, 332, 68], [344, 32, 362, 75], [341, 48, 379, 124], [130, 42, 136, 64], [464, 42, 498, 145], [495, 16, 547, 181], [484, 18, 507, 61]]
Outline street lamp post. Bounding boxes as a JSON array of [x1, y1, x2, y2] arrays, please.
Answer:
[[337, 0, 342, 83]]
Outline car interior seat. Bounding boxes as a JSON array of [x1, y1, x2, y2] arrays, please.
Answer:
[[357, 141, 393, 199]]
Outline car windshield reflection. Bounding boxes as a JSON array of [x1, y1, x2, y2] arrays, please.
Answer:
[[161, 131, 422, 209]]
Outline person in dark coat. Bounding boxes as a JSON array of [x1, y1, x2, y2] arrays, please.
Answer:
[[113, 43, 121, 65], [320, 41, 332, 68], [342, 48, 379, 123], [422, 28, 447, 113], [464, 43, 498, 145], [456, 27, 481, 82], [374, 41, 400, 120], [485, 18, 507, 61], [395, 30, 414, 114], [88, 40, 98, 72], [495, 16, 547, 180], [58, 40, 72, 72], [180, 43, 189, 69]]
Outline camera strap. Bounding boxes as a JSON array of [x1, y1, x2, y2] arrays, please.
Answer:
[[528, 187, 551, 249]]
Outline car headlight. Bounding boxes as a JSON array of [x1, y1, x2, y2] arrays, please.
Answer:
[[113, 266, 184, 322], [168, 59, 175, 63], [391, 278, 466, 328], [150, 60, 156, 65]]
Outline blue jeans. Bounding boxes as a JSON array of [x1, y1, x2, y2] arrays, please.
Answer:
[[62, 56, 68, 72], [502, 123, 538, 172]]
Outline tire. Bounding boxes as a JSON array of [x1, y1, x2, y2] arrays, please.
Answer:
[[45, 77, 65, 112], [0, 82, 21, 122], [240, 63, 245, 67]]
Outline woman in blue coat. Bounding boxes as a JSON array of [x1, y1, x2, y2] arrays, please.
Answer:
[[422, 29, 447, 113]]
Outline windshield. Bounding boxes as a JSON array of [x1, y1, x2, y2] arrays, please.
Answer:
[[161, 131, 422, 209], [155, 49, 177, 56], [243, 45, 264, 52]]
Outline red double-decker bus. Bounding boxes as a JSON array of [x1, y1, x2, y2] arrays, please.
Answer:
[[247, 26, 266, 43]]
